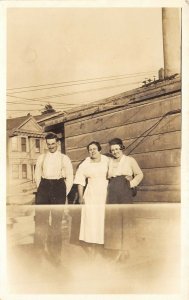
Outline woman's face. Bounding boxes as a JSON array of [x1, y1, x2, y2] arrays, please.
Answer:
[[110, 144, 123, 159], [88, 144, 101, 159]]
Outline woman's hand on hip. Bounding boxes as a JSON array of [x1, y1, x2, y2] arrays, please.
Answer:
[[79, 196, 85, 204], [125, 175, 133, 182]]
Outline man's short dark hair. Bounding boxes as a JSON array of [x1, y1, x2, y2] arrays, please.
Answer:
[[45, 132, 59, 141]]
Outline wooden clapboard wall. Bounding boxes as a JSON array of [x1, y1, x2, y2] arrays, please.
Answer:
[[63, 79, 181, 203]]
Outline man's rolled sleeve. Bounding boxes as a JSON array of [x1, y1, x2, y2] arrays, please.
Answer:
[[64, 155, 74, 195], [34, 154, 44, 188]]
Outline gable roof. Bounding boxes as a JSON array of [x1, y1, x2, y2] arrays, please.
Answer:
[[7, 115, 44, 137], [7, 115, 29, 131]]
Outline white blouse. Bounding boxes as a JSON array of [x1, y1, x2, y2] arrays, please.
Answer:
[[108, 154, 143, 188]]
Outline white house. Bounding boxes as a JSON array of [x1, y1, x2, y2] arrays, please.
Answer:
[[7, 114, 46, 204]]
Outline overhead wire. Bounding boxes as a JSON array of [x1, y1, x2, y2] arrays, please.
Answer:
[[7, 109, 43, 112], [7, 70, 157, 92], [7, 70, 157, 114], [7, 100, 79, 107], [7, 80, 142, 102], [126, 109, 181, 155], [7, 101, 44, 107]]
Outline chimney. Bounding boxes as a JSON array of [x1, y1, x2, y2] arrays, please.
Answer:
[[162, 8, 181, 78], [158, 68, 165, 80]]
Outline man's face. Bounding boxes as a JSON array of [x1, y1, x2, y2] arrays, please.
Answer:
[[46, 138, 58, 153]]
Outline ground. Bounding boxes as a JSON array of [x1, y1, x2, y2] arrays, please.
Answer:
[[6, 204, 180, 294]]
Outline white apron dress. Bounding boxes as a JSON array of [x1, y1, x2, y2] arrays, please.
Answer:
[[74, 155, 109, 244]]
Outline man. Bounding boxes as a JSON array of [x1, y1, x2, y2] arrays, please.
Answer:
[[35, 132, 73, 204], [34, 132, 73, 266]]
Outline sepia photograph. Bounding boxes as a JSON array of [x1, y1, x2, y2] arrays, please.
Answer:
[[1, 0, 189, 299]]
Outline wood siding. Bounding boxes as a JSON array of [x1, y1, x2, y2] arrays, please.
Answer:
[[64, 92, 181, 203]]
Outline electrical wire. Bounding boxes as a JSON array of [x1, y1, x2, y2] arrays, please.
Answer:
[[7, 109, 42, 112], [7, 70, 157, 92], [7, 80, 141, 102], [7, 100, 78, 107], [7, 101, 44, 107], [69, 109, 181, 158], [126, 109, 181, 155]]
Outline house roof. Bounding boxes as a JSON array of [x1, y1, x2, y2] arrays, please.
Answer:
[[7, 114, 44, 137], [34, 111, 63, 124], [7, 115, 30, 131], [44, 76, 181, 129], [6, 111, 64, 137]]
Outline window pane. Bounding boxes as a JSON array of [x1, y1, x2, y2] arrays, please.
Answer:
[[11, 137, 18, 151], [35, 139, 40, 153], [12, 164, 19, 179], [21, 137, 27, 152], [22, 164, 27, 179]]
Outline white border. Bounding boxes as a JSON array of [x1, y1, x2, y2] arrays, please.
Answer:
[[0, 0, 185, 8], [1, 1, 189, 299], [0, 2, 7, 300]]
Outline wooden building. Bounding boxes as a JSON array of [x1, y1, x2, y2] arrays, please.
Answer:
[[44, 75, 181, 203], [44, 8, 181, 203], [7, 115, 46, 202]]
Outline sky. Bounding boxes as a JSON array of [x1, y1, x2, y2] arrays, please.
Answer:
[[6, 7, 164, 118]]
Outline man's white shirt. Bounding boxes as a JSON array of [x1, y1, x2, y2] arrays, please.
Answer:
[[35, 150, 73, 195]]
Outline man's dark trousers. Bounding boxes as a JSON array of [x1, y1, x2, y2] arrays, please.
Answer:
[[34, 178, 67, 264]]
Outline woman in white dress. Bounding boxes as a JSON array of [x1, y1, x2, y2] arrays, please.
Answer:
[[74, 141, 109, 245]]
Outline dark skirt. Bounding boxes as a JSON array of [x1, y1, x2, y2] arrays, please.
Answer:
[[105, 176, 134, 250], [107, 175, 133, 204], [104, 205, 136, 250]]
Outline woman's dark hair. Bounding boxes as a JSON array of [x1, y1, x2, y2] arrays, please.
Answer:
[[87, 141, 102, 151], [109, 138, 125, 150]]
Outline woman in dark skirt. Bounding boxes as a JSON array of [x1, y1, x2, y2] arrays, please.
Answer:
[[104, 138, 143, 262]]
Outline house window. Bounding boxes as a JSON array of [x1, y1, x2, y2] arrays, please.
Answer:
[[35, 139, 40, 153], [21, 137, 27, 152], [12, 164, 19, 179], [31, 164, 36, 182], [11, 136, 18, 151], [22, 164, 27, 179]]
